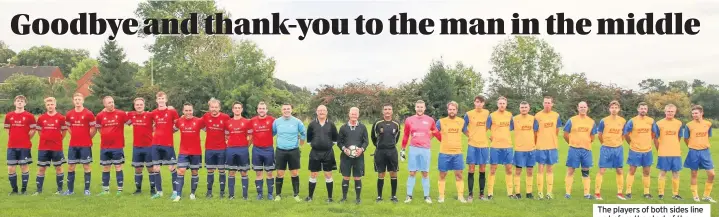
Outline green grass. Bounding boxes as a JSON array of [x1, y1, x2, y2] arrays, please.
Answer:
[[1, 123, 717, 217]]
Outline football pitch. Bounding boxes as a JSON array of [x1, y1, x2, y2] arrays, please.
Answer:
[[1, 123, 717, 217]]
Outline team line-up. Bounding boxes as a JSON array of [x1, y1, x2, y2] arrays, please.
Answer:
[[3, 93, 716, 204]]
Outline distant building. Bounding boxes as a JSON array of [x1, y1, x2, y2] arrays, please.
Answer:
[[75, 66, 99, 97], [0, 66, 64, 84]]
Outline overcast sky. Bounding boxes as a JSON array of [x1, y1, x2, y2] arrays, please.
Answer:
[[1, 0, 717, 91]]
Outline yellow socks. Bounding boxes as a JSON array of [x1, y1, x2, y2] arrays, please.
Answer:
[[506, 173, 514, 196], [626, 174, 635, 194], [438, 179, 446, 199], [616, 174, 624, 194], [671, 177, 679, 196], [565, 175, 573, 195], [594, 173, 603, 194], [456, 179, 464, 197], [514, 175, 521, 194], [582, 177, 590, 195], [704, 182, 714, 197], [642, 176, 651, 194], [488, 174, 495, 196], [526, 173, 533, 193], [691, 184, 698, 198], [658, 176, 666, 196], [537, 171, 544, 194], [547, 172, 554, 194]]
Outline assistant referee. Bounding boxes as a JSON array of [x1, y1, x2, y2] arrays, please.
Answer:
[[371, 103, 401, 203]]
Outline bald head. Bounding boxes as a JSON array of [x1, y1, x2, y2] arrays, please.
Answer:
[[577, 101, 588, 115], [316, 105, 328, 120]]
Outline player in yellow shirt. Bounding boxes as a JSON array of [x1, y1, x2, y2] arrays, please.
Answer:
[[623, 102, 655, 199], [535, 96, 562, 200], [510, 101, 538, 199], [462, 96, 490, 201], [594, 100, 627, 201], [652, 104, 683, 200], [436, 101, 467, 203], [682, 105, 716, 203], [487, 96, 514, 200], [562, 101, 597, 199]]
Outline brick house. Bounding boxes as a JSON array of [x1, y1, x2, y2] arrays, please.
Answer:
[[75, 66, 99, 97]]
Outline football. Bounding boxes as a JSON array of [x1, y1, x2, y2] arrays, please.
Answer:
[[347, 145, 359, 158]]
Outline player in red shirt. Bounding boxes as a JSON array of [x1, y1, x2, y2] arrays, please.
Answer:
[[251, 101, 276, 200], [64, 93, 96, 196], [32, 97, 68, 195], [202, 98, 230, 199], [173, 103, 205, 202], [127, 97, 156, 195], [95, 96, 128, 196], [150, 91, 180, 199], [5, 95, 36, 195], [225, 102, 252, 200]]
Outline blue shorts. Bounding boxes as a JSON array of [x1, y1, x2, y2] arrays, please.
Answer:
[[37, 150, 65, 167], [67, 147, 93, 164], [627, 150, 653, 167], [205, 150, 226, 170], [684, 149, 714, 170], [252, 147, 275, 171], [151, 145, 177, 166], [566, 147, 592, 169], [407, 146, 431, 172], [100, 149, 125, 166], [178, 154, 202, 170], [490, 148, 513, 165], [438, 153, 464, 172], [6, 148, 32, 166], [536, 149, 559, 165], [513, 150, 536, 168], [225, 147, 251, 171], [131, 147, 153, 168], [466, 146, 489, 165], [657, 156, 682, 172], [598, 146, 624, 168]]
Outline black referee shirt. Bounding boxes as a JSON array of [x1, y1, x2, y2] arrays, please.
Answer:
[[307, 119, 339, 160], [371, 119, 401, 149], [338, 122, 368, 155]]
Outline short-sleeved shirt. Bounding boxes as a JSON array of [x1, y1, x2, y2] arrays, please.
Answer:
[[250, 116, 275, 148], [203, 112, 230, 150], [597, 115, 626, 147], [463, 109, 490, 148], [151, 108, 179, 147], [653, 118, 682, 156], [436, 117, 465, 154], [534, 111, 563, 150], [510, 114, 538, 151], [683, 120, 712, 150], [487, 111, 513, 148], [177, 117, 204, 155], [127, 111, 153, 147], [37, 113, 67, 151], [226, 118, 252, 147], [564, 115, 597, 150], [4, 111, 37, 149], [623, 116, 655, 153], [66, 108, 96, 147], [96, 109, 128, 149]]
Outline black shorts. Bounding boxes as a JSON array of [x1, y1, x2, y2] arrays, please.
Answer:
[[308, 150, 336, 172], [374, 148, 399, 173], [275, 148, 301, 170], [340, 156, 364, 177]]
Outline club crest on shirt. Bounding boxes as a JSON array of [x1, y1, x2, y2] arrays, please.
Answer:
[[380, 128, 384, 133]]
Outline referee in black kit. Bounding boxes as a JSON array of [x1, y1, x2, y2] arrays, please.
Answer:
[[304, 105, 339, 203], [338, 107, 369, 204], [371, 103, 401, 203]]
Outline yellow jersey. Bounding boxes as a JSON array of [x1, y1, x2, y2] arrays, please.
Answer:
[[535, 111, 562, 150], [597, 115, 626, 147], [564, 115, 596, 150], [653, 118, 682, 157], [683, 120, 712, 150], [488, 111, 513, 148], [437, 116, 465, 154], [463, 109, 490, 148], [624, 116, 655, 153], [511, 114, 538, 152]]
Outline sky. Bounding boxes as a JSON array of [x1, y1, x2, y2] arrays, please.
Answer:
[[0, 0, 717, 91]]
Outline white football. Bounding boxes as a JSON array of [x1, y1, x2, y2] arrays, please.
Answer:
[[348, 145, 359, 158]]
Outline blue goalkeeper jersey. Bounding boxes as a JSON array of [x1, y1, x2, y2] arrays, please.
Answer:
[[272, 116, 307, 150]]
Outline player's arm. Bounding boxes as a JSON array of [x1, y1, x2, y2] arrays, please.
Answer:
[[359, 125, 369, 154], [623, 120, 633, 144], [597, 120, 605, 144], [61, 117, 68, 138], [650, 120, 657, 141], [306, 122, 314, 144], [393, 121, 401, 145], [297, 119, 306, 145], [401, 121, 410, 150], [28, 115, 37, 138], [89, 113, 97, 138], [556, 116, 563, 135], [331, 121, 339, 147], [682, 125, 690, 146], [533, 119, 539, 144], [434, 120, 442, 142], [590, 122, 597, 142], [486, 115, 492, 141], [652, 122, 660, 150], [462, 113, 470, 136], [272, 119, 278, 136], [562, 119, 572, 144], [4, 114, 10, 131], [370, 120, 379, 146]]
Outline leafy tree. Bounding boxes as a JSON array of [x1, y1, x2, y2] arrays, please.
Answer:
[[421, 60, 455, 118], [645, 91, 691, 119], [667, 80, 690, 94], [91, 40, 137, 110], [0, 74, 48, 100], [691, 85, 719, 119], [9, 45, 89, 77], [447, 61, 483, 112], [68, 58, 99, 81], [0, 41, 16, 66], [638, 78, 667, 93]]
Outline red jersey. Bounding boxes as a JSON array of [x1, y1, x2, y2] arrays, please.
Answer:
[[151, 108, 179, 147], [127, 111, 153, 147], [176, 117, 204, 155], [96, 109, 127, 149], [37, 113, 67, 151], [4, 111, 36, 149], [203, 112, 230, 150], [227, 117, 251, 147], [66, 108, 95, 147], [250, 116, 275, 148]]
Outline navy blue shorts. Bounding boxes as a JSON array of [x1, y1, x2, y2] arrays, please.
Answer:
[[598, 146, 624, 168], [100, 149, 125, 166], [205, 150, 226, 170], [225, 147, 250, 171], [151, 145, 177, 166], [566, 147, 592, 169], [252, 147, 275, 171], [178, 154, 202, 170], [37, 150, 65, 167], [513, 150, 536, 168], [6, 148, 32, 166], [536, 149, 559, 165], [627, 150, 653, 167], [684, 149, 714, 170], [132, 147, 153, 168], [67, 147, 93, 164], [657, 156, 682, 172]]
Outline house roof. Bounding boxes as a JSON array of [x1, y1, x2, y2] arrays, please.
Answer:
[[77, 66, 99, 87], [0, 66, 61, 82]]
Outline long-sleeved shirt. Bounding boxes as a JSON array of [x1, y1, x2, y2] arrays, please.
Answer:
[[272, 116, 306, 150], [307, 119, 339, 151], [371, 119, 401, 149], [401, 115, 438, 149], [338, 122, 368, 158]]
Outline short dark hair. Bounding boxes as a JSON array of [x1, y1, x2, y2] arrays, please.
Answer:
[[520, 101, 529, 105], [474, 95, 485, 102], [282, 103, 293, 109], [609, 100, 620, 107], [183, 102, 193, 107], [382, 103, 392, 108], [692, 105, 704, 113], [543, 96, 553, 102], [638, 102, 648, 108], [233, 101, 243, 108]]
